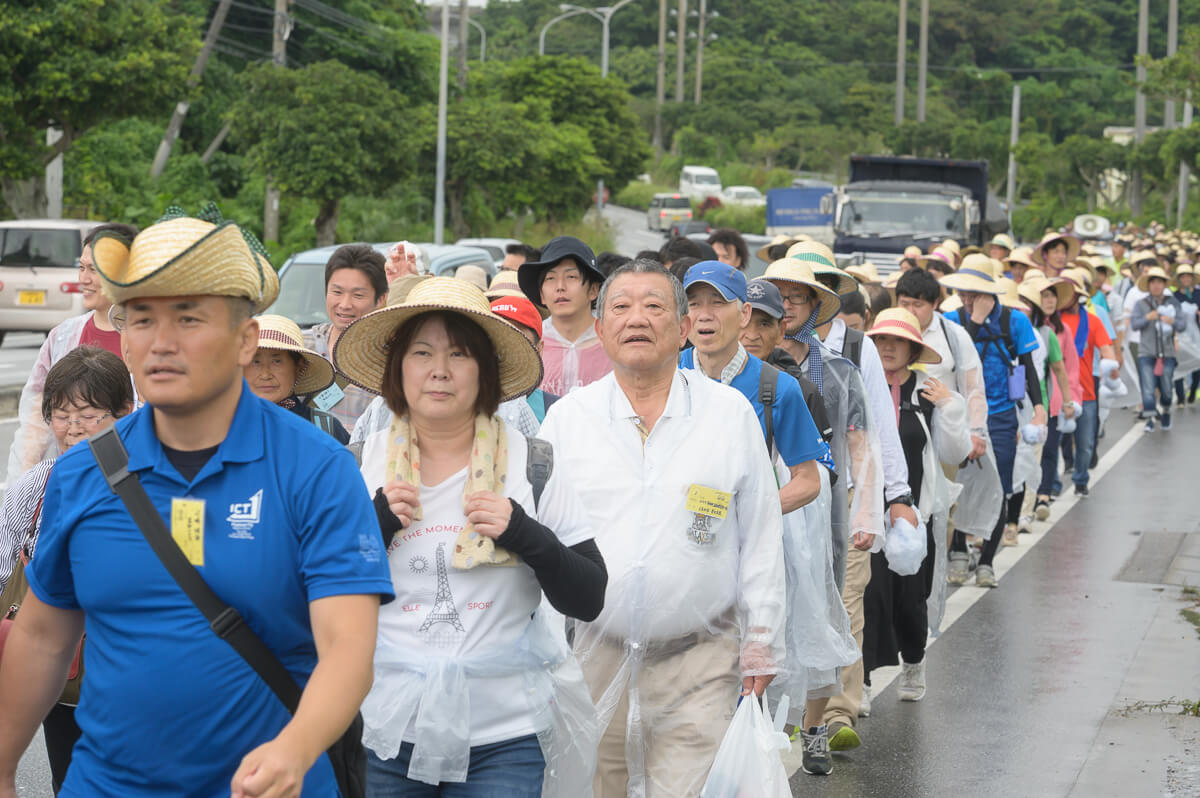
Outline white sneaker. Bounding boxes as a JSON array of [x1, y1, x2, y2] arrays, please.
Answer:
[[897, 660, 926, 702], [858, 684, 871, 717]]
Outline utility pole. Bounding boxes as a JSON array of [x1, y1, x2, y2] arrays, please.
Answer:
[[1132, 0, 1148, 217], [1006, 84, 1020, 231], [1180, 95, 1193, 227], [916, 0, 928, 122], [1166, 0, 1178, 130], [675, 0, 686, 103], [693, 0, 706, 104], [263, 0, 289, 244], [457, 0, 469, 89], [46, 128, 63, 219], [434, 0, 450, 244], [150, 0, 234, 178], [894, 0, 907, 126], [653, 0, 666, 154]]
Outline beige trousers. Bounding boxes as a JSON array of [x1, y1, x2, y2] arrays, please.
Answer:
[[823, 545, 872, 728], [586, 631, 741, 798]]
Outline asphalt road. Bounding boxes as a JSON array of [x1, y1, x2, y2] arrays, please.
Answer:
[[0, 333, 44, 391], [596, 203, 669, 259]]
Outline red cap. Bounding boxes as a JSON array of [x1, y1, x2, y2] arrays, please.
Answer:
[[490, 295, 543, 341]]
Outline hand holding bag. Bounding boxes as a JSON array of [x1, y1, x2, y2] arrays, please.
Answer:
[[89, 427, 365, 798]]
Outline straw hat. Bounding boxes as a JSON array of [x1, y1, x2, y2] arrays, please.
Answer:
[[1137, 266, 1172, 293], [1003, 247, 1040, 273], [940, 239, 962, 264], [1071, 256, 1100, 283], [1129, 250, 1160, 270], [487, 270, 549, 319], [937, 253, 1002, 296], [1174, 263, 1195, 287], [845, 260, 881, 285], [786, 240, 857, 295], [918, 248, 956, 271], [940, 294, 963, 313], [91, 206, 279, 312], [253, 315, 335, 395], [996, 277, 1023, 309], [1018, 277, 1075, 313], [867, 308, 941, 364], [756, 234, 810, 263], [761, 258, 842, 326], [333, 277, 543, 402], [902, 245, 923, 262], [1058, 268, 1092, 298], [1023, 267, 1047, 281], [988, 233, 1015, 253], [1031, 232, 1081, 266], [455, 264, 489, 291]]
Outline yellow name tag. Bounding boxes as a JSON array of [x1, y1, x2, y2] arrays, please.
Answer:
[[685, 484, 732, 519], [171, 498, 205, 567]]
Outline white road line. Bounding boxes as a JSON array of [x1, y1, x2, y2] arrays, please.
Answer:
[[782, 418, 1146, 776]]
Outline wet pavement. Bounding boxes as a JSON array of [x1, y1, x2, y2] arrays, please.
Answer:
[[787, 408, 1200, 797]]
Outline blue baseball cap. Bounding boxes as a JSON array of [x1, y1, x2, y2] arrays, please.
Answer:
[[682, 260, 747, 302]]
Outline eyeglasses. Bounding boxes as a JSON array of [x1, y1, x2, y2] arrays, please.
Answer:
[[50, 411, 112, 431], [779, 293, 813, 306]]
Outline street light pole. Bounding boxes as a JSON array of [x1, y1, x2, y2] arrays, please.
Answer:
[[539, 8, 589, 56]]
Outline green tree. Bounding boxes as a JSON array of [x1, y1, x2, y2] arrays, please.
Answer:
[[228, 60, 415, 246], [0, 0, 199, 216]]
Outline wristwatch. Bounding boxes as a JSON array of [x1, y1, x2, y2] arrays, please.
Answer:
[[886, 492, 915, 509]]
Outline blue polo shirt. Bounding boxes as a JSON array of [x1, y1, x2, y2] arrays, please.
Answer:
[[28, 385, 394, 798], [945, 305, 1040, 414], [680, 349, 828, 468]]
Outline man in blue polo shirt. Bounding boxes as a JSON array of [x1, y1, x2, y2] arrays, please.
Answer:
[[0, 209, 394, 798], [940, 254, 1046, 588]]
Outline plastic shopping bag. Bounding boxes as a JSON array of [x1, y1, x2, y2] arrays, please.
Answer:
[[884, 515, 927, 576], [700, 695, 793, 798]]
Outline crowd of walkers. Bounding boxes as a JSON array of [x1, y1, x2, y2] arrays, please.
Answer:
[[0, 206, 1195, 797]]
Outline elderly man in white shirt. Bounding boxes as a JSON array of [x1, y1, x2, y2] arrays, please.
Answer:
[[538, 259, 786, 797]]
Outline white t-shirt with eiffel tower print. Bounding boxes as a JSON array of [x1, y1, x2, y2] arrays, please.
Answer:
[[364, 422, 593, 748]]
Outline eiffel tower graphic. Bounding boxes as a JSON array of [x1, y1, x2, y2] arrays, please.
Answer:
[[418, 542, 465, 634]]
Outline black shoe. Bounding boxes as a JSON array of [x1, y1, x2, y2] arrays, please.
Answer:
[[801, 725, 833, 775], [1074, 484, 1089, 498], [1162, 413, 1172, 431]]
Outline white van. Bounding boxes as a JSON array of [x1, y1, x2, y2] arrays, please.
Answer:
[[679, 165, 722, 201]]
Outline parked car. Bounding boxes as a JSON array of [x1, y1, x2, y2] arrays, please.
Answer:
[[0, 219, 100, 344], [667, 220, 712, 239], [679, 165, 723, 201], [720, 185, 766, 207], [647, 193, 693, 232], [454, 237, 521, 271], [265, 242, 495, 328]]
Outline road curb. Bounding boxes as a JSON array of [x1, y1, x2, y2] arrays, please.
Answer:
[[0, 386, 21, 417]]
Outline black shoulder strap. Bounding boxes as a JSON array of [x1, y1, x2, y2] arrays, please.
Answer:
[[88, 427, 303, 714], [758, 362, 779, 459], [938, 315, 960, 374], [843, 326, 864, 368], [526, 437, 553, 511]]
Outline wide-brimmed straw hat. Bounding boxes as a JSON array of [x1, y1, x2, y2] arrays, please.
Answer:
[[756, 233, 810, 263], [1129, 250, 1160, 270], [845, 260, 881, 285], [1059, 268, 1092, 298], [786, 240, 858, 295], [1137, 266, 1172, 293], [91, 205, 279, 312], [1018, 277, 1076, 312], [988, 233, 1015, 252], [762, 258, 842, 326], [918, 248, 956, 271], [333, 276, 543, 402], [253, 315, 335, 395], [1003, 247, 1040, 273], [996, 277, 1024, 310], [939, 239, 962, 264], [940, 294, 963, 313], [937, 253, 1002, 296], [1031, 232, 1081, 266], [867, 308, 941, 364], [1174, 263, 1195, 288], [487, 270, 550, 319]]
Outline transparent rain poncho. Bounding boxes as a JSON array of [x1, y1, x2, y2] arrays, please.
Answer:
[[952, 438, 1004, 540], [6, 313, 90, 484], [538, 370, 787, 798]]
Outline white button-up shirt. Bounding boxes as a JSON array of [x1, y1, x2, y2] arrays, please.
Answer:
[[539, 370, 785, 655]]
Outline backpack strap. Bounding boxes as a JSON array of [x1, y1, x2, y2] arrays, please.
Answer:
[[938, 315, 960, 374], [843, 326, 864, 368], [526, 437, 554, 512], [758, 362, 780, 460]]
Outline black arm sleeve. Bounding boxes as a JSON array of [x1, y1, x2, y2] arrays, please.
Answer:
[[497, 499, 607, 621], [374, 488, 405, 549], [1020, 352, 1043, 408]]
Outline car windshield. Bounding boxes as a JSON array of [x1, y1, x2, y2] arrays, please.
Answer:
[[0, 229, 80, 268], [838, 191, 966, 237], [264, 260, 329, 328], [734, 189, 760, 199], [692, 173, 720, 185]]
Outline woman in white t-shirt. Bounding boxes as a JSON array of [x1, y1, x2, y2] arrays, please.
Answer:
[[333, 277, 606, 797]]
